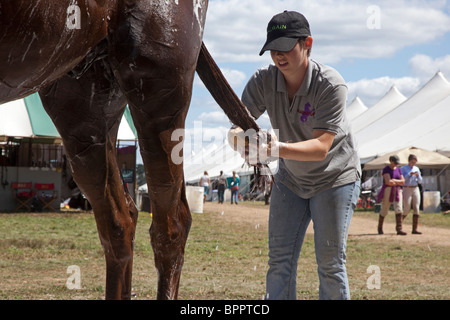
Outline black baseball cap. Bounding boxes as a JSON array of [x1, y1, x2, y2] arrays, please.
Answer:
[[259, 10, 311, 56]]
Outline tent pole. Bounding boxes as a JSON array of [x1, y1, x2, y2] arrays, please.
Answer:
[[436, 164, 449, 177], [436, 164, 449, 195]]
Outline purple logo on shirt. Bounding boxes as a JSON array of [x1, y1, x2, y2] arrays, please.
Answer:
[[298, 102, 315, 122]]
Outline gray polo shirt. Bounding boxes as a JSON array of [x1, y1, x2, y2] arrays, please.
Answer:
[[242, 59, 361, 198]]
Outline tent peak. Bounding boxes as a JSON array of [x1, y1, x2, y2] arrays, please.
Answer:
[[350, 96, 365, 105], [374, 85, 407, 106], [387, 85, 405, 97], [430, 71, 450, 84]]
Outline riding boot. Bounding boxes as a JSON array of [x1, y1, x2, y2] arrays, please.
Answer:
[[395, 214, 407, 235], [377, 215, 384, 235], [412, 215, 422, 234]]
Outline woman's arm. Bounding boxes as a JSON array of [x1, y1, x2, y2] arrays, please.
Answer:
[[277, 129, 336, 161], [396, 174, 405, 185], [383, 173, 405, 186]]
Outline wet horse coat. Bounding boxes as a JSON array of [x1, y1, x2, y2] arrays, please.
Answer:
[[0, 1, 264, 299]]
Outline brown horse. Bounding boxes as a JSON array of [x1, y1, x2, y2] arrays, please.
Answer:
[[0, 1, 264, 299]]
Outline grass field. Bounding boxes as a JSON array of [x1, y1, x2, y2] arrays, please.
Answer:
[[0, 202, 449, 300]]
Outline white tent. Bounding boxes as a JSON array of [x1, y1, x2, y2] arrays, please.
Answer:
[[363, 146, 450, 170], [351, 86, 407, 133], [354, 72, 450, 160], [117, 110, 138, 141], [0, 93, 137, 141], [0, 93, 58, 138], [346, 97, 368, 121], [358, 92, 450, 159], [137, 136, 278, 196], [409, 119, 450, 156], [183, 137, 278, 183]]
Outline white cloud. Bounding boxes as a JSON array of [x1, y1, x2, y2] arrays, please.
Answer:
[[347, 53, 450, 106], [409, 54, 450, 82], [204, 0, 450, 64], [198, 110, 231, 127], [347, 76, 421, 107], [220, 68, 247, 88], [203, 0, 273, 62], [194, 67, 247, 89]]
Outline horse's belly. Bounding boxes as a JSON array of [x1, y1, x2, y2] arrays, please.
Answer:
[[0, 1, 108, 103]]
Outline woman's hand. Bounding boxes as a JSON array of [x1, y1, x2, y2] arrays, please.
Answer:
[[227, 126, 281, 165]]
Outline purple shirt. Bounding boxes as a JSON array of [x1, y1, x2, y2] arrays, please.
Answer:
[[382, 166, 402, 181], [377, 166, 402, 202]]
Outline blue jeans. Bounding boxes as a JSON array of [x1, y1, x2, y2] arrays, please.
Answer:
[[266, 180, 360, 300], [218, 185, 225, 203], [231, 188, 238, 204]]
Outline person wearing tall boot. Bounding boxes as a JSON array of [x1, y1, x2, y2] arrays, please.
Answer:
[[377, 155, 406, 235], [401, 154, 423, 234]]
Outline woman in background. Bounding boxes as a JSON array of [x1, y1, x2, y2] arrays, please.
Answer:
[[199, 171, 210, 203], [230, 171, 240, 205], [377, 155, 406, 235]]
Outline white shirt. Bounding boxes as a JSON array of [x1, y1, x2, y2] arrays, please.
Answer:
[[200, 175, 209, 187]]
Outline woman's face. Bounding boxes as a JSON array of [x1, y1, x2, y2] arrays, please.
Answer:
[[270, 38, 311, 77], [390, 160, 398, 168]]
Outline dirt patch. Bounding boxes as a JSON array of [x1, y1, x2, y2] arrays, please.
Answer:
[[202, 202, 450, 247]]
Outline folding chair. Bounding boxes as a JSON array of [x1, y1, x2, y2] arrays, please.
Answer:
[[11, 182, 34, 212], [35, 183, 58, 212]]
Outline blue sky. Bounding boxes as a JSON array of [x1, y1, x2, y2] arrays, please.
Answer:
[[185, 0, 450, 133]]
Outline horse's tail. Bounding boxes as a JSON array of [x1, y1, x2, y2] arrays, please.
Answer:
[[195, 42, 260, 133], [195, 42, 274, 185]]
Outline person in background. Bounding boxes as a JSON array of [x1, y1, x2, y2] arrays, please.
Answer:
[[217, 170, 228, 204], [230, 171, 240, 205], [401, 154, 423, 234], [377, 155, 406, 235], [199, 171, 210, 203]]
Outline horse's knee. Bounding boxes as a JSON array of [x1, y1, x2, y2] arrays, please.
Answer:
[[149, 185, 191, 249]]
